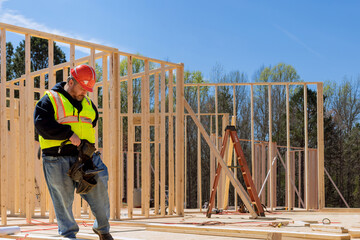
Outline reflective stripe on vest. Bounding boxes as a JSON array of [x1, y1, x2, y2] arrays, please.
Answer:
[[57, 116, 93, 124], [39, 90, 96, 150]]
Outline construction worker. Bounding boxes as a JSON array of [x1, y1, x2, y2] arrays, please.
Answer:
[[34, 65, 113, 240]]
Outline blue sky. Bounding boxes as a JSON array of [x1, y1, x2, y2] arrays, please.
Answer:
[[0, 0, 359, 83]]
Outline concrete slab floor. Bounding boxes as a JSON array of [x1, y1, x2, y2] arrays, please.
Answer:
[[1, 209, 360, 239]]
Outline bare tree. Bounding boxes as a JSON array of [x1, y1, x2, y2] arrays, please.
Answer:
[[331, 77, 360, 134]]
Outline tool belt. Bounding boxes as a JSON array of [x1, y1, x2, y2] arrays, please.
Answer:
[[67, 140, 104, 194]]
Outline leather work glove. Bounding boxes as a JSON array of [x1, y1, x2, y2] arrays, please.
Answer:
[[78, 139, 97, 160], [78, 140, 97, 172], [67, 139, 104, 194]]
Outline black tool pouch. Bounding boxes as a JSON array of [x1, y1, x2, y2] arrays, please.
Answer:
[[68, 161, 84, 182], [67, 140, 104, 194]]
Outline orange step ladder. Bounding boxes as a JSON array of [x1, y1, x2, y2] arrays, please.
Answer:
[[206, 125, 265, 218]]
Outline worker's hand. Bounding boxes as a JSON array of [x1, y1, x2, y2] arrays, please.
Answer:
[[69, 133, 81, 146]]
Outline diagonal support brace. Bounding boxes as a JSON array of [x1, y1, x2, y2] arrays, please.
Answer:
[[184, 99, 257, 218]]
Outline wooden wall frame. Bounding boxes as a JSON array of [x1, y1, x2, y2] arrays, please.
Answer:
[[0, 22, 328, 227], [183, 81, 325, 211]]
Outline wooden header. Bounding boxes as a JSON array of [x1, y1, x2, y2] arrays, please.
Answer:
[[117, 50, 183, 67], [0, 22, 182, 67], [0, 23, 118, 52]]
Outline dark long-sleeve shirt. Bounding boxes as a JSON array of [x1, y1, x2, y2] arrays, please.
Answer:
[[34, 82, 98, 156]]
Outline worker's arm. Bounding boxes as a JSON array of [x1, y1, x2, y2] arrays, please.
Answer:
[[34, 94, 74, 140]]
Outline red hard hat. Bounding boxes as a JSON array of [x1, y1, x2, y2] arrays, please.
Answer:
[[70, 65, 96, 92]]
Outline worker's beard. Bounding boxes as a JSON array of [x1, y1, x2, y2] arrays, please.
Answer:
[[75, 95, 85, 101]]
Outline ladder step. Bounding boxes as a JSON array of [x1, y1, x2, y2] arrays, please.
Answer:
[[228, 166, 241, 168]]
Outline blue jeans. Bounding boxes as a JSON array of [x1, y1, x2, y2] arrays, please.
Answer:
[[43, 154, 110, 238]]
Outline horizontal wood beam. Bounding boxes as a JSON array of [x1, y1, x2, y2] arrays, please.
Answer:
[[0, 23, 181, 67], [146, 224, 351, 240], [184, 82, 320, 87], [0, 22, 118, 52], [116, 50, 183, 67]]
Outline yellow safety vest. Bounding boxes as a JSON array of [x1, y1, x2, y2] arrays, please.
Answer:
[[39, 90, 96, 149]]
